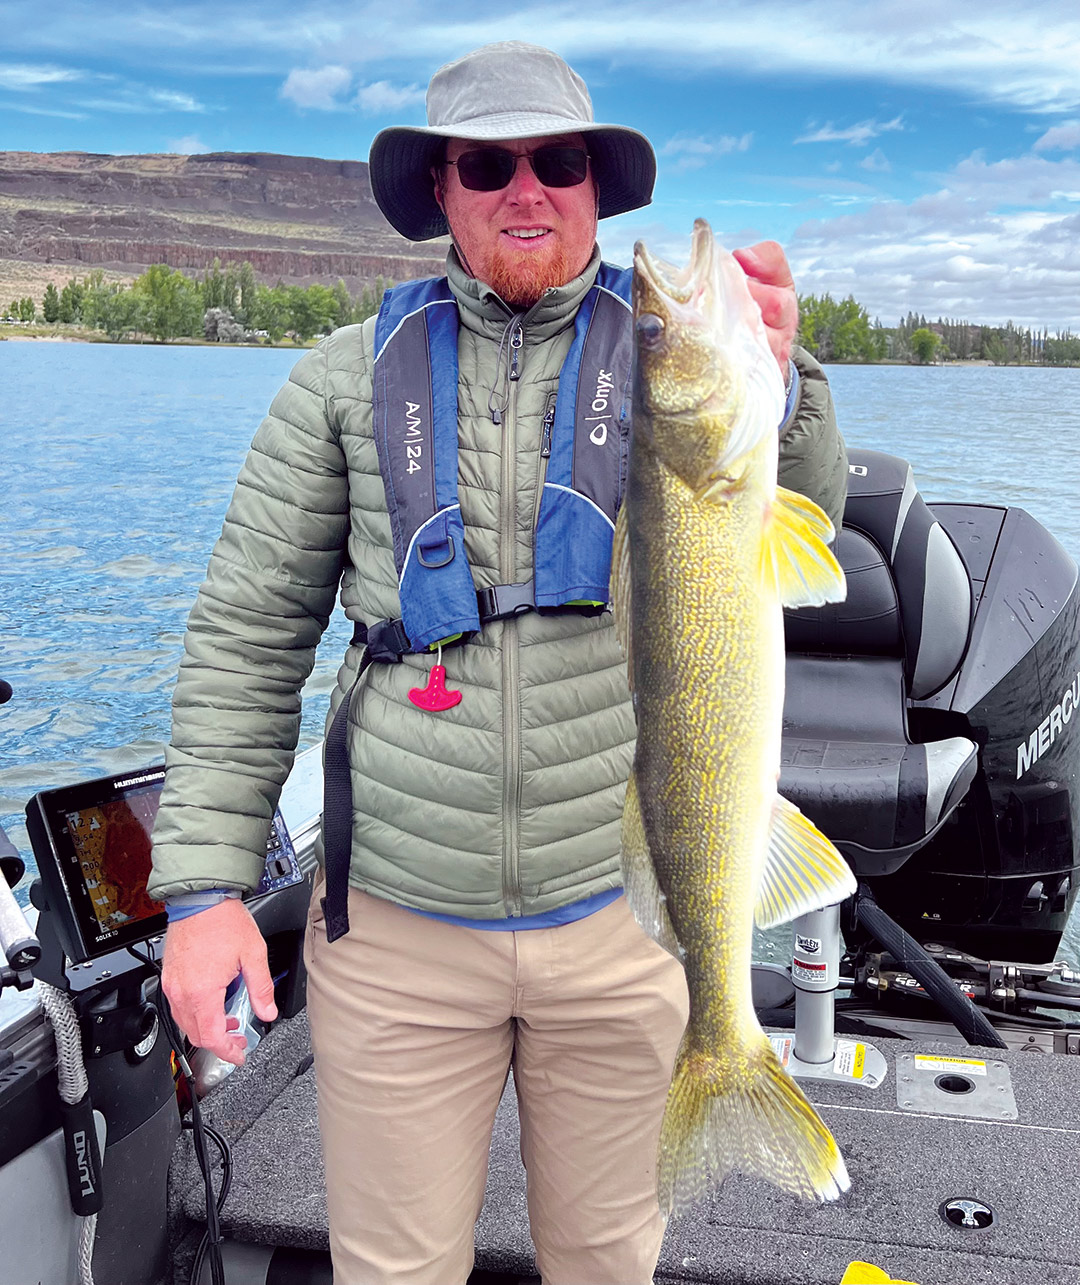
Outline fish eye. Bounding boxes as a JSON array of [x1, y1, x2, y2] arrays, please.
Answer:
[[636, 313, 666, 350]]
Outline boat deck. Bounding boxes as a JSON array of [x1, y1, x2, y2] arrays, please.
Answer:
[[170, 1012, 1080, 1285]]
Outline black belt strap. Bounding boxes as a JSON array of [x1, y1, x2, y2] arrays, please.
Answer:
[[320, 655, 372, 943]]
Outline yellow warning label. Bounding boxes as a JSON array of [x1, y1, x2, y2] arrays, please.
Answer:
[[913, 1054, 987, 1075], [834, 1040, 866, 1079]]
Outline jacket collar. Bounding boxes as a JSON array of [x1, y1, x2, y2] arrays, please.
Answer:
[[445, 245, 603, 344]]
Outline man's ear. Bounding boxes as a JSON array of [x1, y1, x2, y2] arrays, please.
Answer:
[[431, 165, 445, 213]]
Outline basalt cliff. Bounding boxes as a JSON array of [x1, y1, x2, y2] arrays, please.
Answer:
[[0, 150, 447, 302]]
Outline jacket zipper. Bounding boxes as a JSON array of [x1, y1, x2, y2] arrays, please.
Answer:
[[532, 392, 557, 532], [501, 321, 524, 916]]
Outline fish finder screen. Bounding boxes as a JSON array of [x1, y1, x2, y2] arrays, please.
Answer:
[[63, 787, 164, 938]]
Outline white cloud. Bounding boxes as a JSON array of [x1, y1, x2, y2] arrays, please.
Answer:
[[354, 80, 425, 115], [167, 134, 211, 153], [796, 116, 904, 147], [280, 65, 352, 111], [9, 3, 1080, 112], [0, 62, 81, 90], [4, 102, 87, 118], [147, 88, 204, 112], [786, 150, 1080, 329], [660, 132, 752, 171], [1034, 120, 1080, 152], [74, 81, 207, 115], [860, 148, 892, 172]]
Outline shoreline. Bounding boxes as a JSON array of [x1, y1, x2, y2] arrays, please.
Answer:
[[2, 329, 1077, 367]]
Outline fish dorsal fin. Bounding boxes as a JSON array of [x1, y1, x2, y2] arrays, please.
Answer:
[[611, 502, 634, 691], [761, 486, 846, 608], [621, 772, 683, 959], [755, 794, 857, 929]]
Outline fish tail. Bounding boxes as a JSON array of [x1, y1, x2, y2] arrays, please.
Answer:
[[657, 1038, 850, 1216]]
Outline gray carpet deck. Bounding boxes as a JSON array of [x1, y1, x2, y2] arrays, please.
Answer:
[[171, 1015, 1080, 1284]]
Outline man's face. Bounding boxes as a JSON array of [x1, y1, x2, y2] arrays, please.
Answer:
[[434, 133, 598, 308]]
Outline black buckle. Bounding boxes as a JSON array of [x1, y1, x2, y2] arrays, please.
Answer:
[[477, 581, 536, 622], [364, 618, 411, 663]]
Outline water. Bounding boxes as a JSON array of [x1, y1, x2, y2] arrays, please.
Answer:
[[3, 344, 1080, 965]]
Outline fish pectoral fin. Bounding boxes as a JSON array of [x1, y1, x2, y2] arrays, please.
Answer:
[[761, 486, 846, 609], [755, 794, 857, 929], [621, 772, 682, 959], [610, 503, 634, 691]]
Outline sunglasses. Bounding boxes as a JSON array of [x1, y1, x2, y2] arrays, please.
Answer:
[[445, 145, 590, 192]]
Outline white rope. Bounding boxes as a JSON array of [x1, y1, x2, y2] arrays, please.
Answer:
[[39, 982, 96, 1285]]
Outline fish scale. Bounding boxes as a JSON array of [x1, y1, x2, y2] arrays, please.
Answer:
[[612, 218, 857, 1214]]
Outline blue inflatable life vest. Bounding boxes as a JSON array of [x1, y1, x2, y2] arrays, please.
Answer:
[[370, 265, 634, 653]]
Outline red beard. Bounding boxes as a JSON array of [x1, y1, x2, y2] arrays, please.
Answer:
[[487, 241, 570, 308]]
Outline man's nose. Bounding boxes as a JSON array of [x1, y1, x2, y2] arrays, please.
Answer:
[[504, 155, 546, 203]]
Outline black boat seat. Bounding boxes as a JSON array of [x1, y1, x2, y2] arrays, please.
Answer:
[[780, 450, 978, 876]]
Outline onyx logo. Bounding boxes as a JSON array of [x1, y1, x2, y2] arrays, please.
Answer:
[[940, 1198, 994, 1230], [586, 369, 615, 445]]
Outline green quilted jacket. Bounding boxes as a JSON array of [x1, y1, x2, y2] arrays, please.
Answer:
[[148, 248, 848, 916]]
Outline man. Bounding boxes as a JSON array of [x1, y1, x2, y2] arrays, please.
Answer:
[[150, 41, 847, 1285]]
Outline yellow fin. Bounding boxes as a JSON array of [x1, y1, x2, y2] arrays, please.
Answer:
[[761, 485, 846, 608], [657, 1035, 850, 1215], [755, 795, 857, 929], [621, 773, 682, 959], [610, 502, 633, 690], [841, 1265, 920, 1285]]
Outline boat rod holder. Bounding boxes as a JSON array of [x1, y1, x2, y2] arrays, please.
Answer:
[[784, 904, 888, 1089]]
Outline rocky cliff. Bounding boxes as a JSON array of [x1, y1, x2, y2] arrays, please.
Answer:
[[0, 150, 447, 302]]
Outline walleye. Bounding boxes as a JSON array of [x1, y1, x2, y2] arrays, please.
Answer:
[[611, 219, 855, 1215]]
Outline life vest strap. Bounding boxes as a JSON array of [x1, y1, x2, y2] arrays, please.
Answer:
[[351, 581, 608, 662]]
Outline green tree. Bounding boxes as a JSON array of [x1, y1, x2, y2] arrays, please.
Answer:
[[797, 294, 885, 363], [331, 279, 353, 330], [1044, 333, 1080, 366], [135, 264, 202, 341], [42, 283, 60, 323], [18, 297, 35, 322], [287, 283, 337, 340], [97, 286, 145, 341], [910, 327, 941, 364], [252, 283, 290, 342], [8, 300, 18, 319], [58, 279, 85, 324], [236, 261, 256, 327]]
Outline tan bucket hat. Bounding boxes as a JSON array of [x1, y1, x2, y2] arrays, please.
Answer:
[[368, 41, 656, 241]]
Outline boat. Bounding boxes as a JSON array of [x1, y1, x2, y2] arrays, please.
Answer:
[[3, 446, 1080, 1285]]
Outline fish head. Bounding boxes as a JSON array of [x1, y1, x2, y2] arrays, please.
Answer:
[[632, 219, 786, 494]]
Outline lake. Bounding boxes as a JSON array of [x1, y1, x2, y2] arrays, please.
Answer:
[[2, 341, 1080, 964]]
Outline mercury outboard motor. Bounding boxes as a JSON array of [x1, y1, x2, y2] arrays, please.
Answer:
[[781, 448, 1080, 964]]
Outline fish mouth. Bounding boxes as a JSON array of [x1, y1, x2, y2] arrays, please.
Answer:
[[634, 218, 715, 309]]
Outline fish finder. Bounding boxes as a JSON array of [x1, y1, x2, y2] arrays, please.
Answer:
[[26, 766, 303, 965]]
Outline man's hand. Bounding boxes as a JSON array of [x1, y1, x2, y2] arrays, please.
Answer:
[[161, 898, 278, 1067], [732, 241, 799, 377]]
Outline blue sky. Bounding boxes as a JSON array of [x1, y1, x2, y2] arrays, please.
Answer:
[[3, 1, 1080, 329]]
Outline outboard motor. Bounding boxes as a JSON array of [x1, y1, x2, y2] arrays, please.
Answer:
[[782, 448, 1080, 964]]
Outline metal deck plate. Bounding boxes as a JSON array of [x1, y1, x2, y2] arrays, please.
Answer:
[[895, 1051, 1018, 1119]]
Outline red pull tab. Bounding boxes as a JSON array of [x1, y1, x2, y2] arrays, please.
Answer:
[[408, 664, 462, 712]]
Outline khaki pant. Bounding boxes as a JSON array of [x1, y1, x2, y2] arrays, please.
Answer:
[[304, 878, 689, 1285]]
